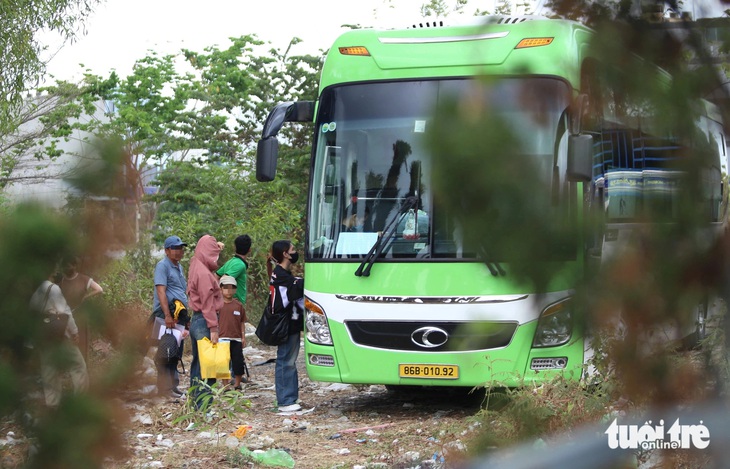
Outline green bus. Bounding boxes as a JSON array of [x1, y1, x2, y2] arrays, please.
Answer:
[[256, 16, 726, 388]]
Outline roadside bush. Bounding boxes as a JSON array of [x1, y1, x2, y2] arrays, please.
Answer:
[[468, 377, 615, 454], [100, 241, 157, 313]]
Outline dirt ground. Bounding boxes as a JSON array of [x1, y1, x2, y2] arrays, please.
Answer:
[[2, 325, 722, 468], [109, 333, 485, 469]]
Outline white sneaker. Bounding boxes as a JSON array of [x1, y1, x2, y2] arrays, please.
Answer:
[[278, 403, 302, 413]]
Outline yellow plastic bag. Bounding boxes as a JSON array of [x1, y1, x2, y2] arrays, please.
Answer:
[[197, 337, 231, 379]]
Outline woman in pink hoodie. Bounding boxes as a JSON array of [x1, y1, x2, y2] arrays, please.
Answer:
[[186, 234, 224, 408]]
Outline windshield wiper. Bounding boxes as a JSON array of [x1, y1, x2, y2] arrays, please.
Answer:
[[355, 196, 418, 277], [486, 261, 506, 276], [479, 246, 506, 277]]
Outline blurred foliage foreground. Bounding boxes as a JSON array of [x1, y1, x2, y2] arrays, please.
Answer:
[[429, 14, 730, 469], [0, 140, 153, 468], [0, 204, 136, 469]]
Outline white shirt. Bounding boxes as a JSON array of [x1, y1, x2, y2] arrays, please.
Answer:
[[30, 280, 78, 338]]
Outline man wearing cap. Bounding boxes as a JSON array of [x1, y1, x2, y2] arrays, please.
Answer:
[[152, 235, 190, 399]]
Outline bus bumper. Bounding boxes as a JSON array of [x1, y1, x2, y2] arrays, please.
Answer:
[[305, 321, 585, 388]]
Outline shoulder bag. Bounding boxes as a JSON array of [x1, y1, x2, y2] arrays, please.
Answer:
[[39, 284, 69, 341], [255, 259, 290, 346], [255, 300, 290, 346]]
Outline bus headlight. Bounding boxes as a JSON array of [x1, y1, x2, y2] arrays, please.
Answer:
[[305, 297, 333, 345], [532, 299, 573, 347]]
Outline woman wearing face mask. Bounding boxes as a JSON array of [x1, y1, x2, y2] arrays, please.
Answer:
[[269, 240, 305, 413]]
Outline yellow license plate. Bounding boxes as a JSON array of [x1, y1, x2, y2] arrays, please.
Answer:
[[398, 364, 459, 379]]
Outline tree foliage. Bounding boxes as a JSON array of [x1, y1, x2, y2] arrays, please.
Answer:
[[144, 36, 321, 315], [419, 0, 469, 16], [152, 161, 304, 310], [0, 0, 100, 132], [82, 53, 197, 190], [1, 33, 321, 316]]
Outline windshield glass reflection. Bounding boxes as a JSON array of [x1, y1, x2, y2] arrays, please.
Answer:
[[307, 78, 570, 261]]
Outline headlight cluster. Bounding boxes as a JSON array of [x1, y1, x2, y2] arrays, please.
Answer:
[[304, 297, 333, 345], [532, 298, 573, 347]]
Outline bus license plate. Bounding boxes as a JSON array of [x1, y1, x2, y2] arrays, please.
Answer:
[[398, 364, 459, 379]]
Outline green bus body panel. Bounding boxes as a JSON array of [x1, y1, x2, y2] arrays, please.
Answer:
[[304, 262, 584, 387], [306, 320, 584, 387], [321, 20, 594, 91], [305, 262, 577, 297]]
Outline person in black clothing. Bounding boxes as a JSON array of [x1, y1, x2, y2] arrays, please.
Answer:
[[269, 240, 304, 412]]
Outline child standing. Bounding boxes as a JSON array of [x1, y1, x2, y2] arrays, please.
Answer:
[[218, 275, 247, 389]]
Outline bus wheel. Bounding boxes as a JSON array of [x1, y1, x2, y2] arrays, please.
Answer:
[[696, 300, 708, 344], [385, 385, 420, 393], [691, 297, 709, 349], [681, 297, 709, 350]]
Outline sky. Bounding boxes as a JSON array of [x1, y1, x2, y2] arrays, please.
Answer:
[[41, 0, 727, 83], [41, 0, 441, 81]]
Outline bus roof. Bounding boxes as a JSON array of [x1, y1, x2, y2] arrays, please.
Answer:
[[320, 17, 594, 92]]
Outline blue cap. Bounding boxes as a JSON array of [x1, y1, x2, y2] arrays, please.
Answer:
[[164, 235, 187, 249]]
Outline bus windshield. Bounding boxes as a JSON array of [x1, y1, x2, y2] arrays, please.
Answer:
[[307, 78, 571, 260]]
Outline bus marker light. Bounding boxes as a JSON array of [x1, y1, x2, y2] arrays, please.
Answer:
[[305, 297, 325, 314], [339, 46, 371, 56], [530, 357, 568, 370], [515, 37, 553, 49], [309, 354, 335, 367]]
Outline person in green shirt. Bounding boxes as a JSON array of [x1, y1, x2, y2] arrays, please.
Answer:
[[216, 235, 251, 306]]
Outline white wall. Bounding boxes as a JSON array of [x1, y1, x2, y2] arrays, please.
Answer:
[[4, 99, 112, 208]]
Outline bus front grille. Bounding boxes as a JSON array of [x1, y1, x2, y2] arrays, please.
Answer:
[[344, 321, 518, 352]]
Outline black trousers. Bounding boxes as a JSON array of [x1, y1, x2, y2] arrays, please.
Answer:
[[229, 340, 245, 377]]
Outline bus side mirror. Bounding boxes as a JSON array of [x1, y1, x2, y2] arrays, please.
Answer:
[[257, 101, 314, 182], [256, 137, 279, 182], [288, 101, 314, 123], [567, 134, 593, 182], [261, 101, 315, 139]]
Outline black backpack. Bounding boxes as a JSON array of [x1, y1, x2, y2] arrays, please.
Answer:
[[155, 329, 179, 367]]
